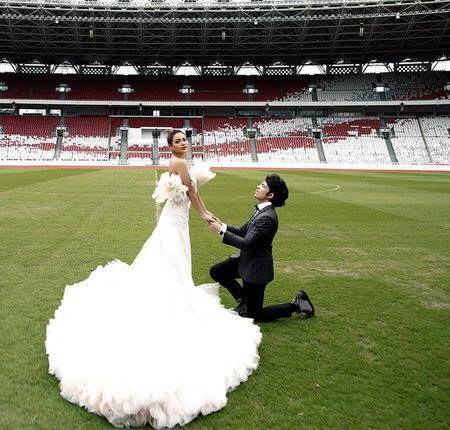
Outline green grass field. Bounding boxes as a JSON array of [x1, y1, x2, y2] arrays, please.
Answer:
[[0, 167, 449, 429]]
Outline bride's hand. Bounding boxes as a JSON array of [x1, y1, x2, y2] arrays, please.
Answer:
[[201, 213, 216, 224], [205, 211, 221, 224]]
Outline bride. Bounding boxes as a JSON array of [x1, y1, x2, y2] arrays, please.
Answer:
[[45, 130, 262, 429]]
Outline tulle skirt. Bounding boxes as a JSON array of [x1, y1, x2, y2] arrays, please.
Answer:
[[46, 204, 262, 428]]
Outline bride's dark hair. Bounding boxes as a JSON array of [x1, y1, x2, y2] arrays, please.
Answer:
[[167, 129, 185, 146]]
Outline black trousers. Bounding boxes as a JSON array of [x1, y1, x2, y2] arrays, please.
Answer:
[[210, 257, 295, 323]]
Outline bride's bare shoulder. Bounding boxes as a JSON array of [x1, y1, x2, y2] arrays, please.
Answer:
[[169, 157, 188, 175]]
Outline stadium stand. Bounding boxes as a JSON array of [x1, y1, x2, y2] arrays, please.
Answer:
[[383, 72, 449, 101], [315, 74, 380, 102], [200, 117, 251, 163], [1, 113, 449, 166], [386, 117, 431, 164], [0, 72, 448, 102], [252, 117, 319, 163], [318, 116, 392, 164], [0, 134, 55, 161], [60, 116, 110, 162], [0, 115, 57, 161], [419, 117, 450, 164], [275, 72, 449, 103]]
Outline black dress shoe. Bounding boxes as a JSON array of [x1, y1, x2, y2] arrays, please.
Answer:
[[292, 290, 315, 317], [232, 301, 248, 317], [232, 300, 242, 312]]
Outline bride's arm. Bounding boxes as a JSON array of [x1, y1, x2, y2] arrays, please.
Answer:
[[196, 191, 218, 220], [173, 159, 212, 222]]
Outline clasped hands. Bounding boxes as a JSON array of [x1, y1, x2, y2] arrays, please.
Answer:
[[202, 212, 222, 234]]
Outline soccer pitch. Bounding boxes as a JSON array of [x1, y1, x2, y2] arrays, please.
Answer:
[[0, 167, 449, 429]]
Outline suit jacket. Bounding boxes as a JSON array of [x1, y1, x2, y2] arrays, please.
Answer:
[[222, 204, 278, 284]]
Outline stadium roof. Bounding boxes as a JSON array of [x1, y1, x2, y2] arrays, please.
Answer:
[[0, 0, 448, 69]]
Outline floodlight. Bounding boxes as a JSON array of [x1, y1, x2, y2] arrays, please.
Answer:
[[373, 84, 390, 93], [179, 84, 194, 94], [118, 84, 134, 94], [55, 83, 71, 93], [243, 84, 258, 94]]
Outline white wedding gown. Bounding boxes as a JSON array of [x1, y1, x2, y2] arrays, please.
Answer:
[[45, 164, 262, 429]]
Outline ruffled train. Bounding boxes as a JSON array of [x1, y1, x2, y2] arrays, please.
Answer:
[[46, 259, 261, 428]]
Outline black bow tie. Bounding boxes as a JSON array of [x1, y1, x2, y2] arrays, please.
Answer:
[[254, 205, 260, 212]]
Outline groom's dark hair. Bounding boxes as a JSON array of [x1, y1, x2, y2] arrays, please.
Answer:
[[265, 174, 289, 207]]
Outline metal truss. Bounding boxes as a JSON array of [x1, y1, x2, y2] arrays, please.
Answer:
[[0, 0, 448, 71]]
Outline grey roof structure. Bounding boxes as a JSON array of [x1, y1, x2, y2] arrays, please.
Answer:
[[0, 0, 448, 69]]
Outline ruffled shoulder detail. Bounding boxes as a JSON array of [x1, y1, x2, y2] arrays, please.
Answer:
[[152, 172, 189, 204], [189, 164, 216, 188]]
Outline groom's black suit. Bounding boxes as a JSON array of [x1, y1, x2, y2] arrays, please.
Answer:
[[210, 203, 296, 323]]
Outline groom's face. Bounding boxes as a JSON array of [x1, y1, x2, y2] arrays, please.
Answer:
[[254, 180, 273, 202]]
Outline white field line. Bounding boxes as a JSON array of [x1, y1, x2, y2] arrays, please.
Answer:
[[154, 169, 161, 223], [308, 184, 341, 194]]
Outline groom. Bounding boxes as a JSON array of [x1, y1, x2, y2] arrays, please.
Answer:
[[208, 173, 315, 323]]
